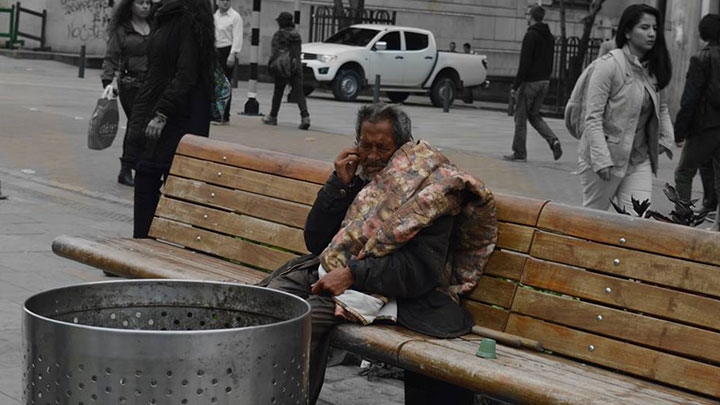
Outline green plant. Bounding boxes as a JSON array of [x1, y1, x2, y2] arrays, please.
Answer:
[[610, 183, 709, 227]]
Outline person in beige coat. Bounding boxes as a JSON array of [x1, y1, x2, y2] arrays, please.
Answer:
[[578, 4, 674, 212]]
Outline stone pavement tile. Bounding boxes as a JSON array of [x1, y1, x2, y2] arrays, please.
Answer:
[[0, 300, 21, 331], [319, 365, 403, 405], [0, 235, 49, 253], [0, 365, 20, 403]]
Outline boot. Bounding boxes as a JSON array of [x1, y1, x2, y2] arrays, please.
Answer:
[[118, 165, 134, 187], [262, 115, 277, 125], [299, 116, 311, 130]]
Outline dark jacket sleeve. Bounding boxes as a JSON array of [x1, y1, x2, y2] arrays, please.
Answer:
[[304, 173, 364, 255], [101, 29, 122, 88], [349, 215, 453, 299], [154, 16, 201, 119], [513, 30, 536, 90], [674, 53, 708, 142]]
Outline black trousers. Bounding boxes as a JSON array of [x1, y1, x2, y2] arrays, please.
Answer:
[[270, 73, 309, 118], [215, 46, 233, 122], [117, 81, 140, 168], [133, 169, 165, 238]]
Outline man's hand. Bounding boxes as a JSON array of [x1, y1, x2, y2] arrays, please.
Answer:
[[596, 167, 612, 181], [311, 267, 354, 296], [334, 147, 360, 185], [226, 53, 237, 68], [145, 115, 167, 140]]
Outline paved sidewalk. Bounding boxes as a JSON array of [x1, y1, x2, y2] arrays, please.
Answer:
[[0, 55, 707, 404]]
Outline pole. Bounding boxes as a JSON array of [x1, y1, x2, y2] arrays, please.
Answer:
[[286, 0, 301, 103], [442, 86, 450, 112], [78, 45, 86, 78], [243, 0, 261, 115], [373, 75, 380, 103]]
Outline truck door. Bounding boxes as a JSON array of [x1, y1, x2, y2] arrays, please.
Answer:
[[368, 31, 404, 86], [401, 31, 435, 87]]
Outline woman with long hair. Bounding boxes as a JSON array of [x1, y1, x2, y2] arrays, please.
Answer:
[[578, 3, 674, 212], [126, 0, 216, 238], [101, 0, 151, 186]]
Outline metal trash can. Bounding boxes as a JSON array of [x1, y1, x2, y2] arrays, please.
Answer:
[[22, 280, 311, 405]]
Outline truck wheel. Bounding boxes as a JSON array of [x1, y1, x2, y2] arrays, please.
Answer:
[[430, 76, 457, 108], [303, 84, 315, 97], [332, 70, 361, 102], [387, 92, 409, 103]]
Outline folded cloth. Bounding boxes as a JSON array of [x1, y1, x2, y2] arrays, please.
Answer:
[[320, 139, 497, 323]]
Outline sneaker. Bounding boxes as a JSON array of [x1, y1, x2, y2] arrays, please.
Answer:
[[551, 140, 563, 160], [211, 120, 228, 126], [299, 116, 311, 130], [261, 115, 277, 125], [502, 154, 526, 162]]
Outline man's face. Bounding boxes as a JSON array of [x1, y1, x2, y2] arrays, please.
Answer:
[[216, 0, 231, 12], [357, 119, 398, 180]]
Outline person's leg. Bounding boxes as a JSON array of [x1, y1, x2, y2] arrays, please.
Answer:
[[133, 169, 164, 238], [526, 80, 561, 159], [615, 160, 653, 213], [291, 74, 310, 129], [509, 84, 529, 159], [674, 136, 709, 203], [216, 46, 233, 122], [266, 268, 341, 405], [117, 83, 139, 186], [699, 158, 716, 210], [267, 76, 287, 120], [580, 167, 623, 211], [404, 371, 474, 405]]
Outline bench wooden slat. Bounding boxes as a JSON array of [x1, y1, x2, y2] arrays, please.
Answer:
[[521, 259, 720, 332], [530, 231, 720, 298], [149, 217, 297, 272], [170, 155, 322, 205], [496, 222, 534, 253], [334, 324, 715, 404], [483, 250, 525, 280], [51, 236, 267, 283], [505, 313, 720, 398], [466, 276, 517, 308], [424, 338, 713, 405], [175, 135, 333, 184], [163, 176, 311, 229], [494, 193, 546, 226], [511, 288, 720, 364], [537, 202, 720, 266], [462, 301, 508, 331], [155, 197, 308, 255]]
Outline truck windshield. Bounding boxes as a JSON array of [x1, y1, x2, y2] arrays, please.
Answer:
[[324, 27, 380, 47]]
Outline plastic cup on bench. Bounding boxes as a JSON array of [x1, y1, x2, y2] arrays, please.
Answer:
[[476, 338, 497, 359]]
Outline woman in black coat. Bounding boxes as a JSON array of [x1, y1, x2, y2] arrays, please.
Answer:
[[127, 0, 215, 238]]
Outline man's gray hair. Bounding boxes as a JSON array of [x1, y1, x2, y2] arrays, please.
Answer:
[[355, 103, 413, 147]]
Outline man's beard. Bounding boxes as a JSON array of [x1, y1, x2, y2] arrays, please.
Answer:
[[358, 161, 386, 181]]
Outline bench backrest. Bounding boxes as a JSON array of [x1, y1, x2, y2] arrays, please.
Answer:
[[152, 136, 720, 399]]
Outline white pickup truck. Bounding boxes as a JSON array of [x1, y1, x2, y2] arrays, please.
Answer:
[[301, 24, 489, 107]]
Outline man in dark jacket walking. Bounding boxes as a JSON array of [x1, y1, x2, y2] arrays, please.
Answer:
[[504, 5, 562, 162], [674, 14, 720, 217]]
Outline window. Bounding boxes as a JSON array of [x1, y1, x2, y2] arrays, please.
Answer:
[[553, 0, 591, 9], [325, 27, 380, 47], [378, 31, 401, 51], [405, 32, 429, 51]]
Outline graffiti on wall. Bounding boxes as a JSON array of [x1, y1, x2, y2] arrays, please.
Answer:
[[61, 0, 112, 42]]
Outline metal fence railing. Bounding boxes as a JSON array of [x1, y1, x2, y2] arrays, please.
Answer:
[[547, 36, 603, 112], [308, 5, 396, 43]]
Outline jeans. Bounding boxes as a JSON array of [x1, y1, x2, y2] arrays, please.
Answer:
[[270, 74, 309, 118], [580, 160, 653, 213], [512, 80, 558, 158], [674, 131, 720, 207], [215, 46, 233, 122], [117, 81, 140, 168], [133, 169, 165, 238]]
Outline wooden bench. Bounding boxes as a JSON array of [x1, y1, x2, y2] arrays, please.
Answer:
[[53, 135, 720, 404]]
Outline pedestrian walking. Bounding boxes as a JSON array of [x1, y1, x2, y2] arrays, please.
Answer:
[[578, 4, 674, 212], [101, 0, 151, 187], [262, 11, 311, 130], [504, 5, 562, 163], [212, 0, 243, 125], [448, 41, 457, 52], [462, 42, 472, 54], [674, 14, 720, 215], [126, 0, 216, 238]]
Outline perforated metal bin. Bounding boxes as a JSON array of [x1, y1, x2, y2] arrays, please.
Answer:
[[22, 280, 311, 405]]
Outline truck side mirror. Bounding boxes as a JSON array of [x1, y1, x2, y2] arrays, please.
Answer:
[[374, 41, 387, 51]]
